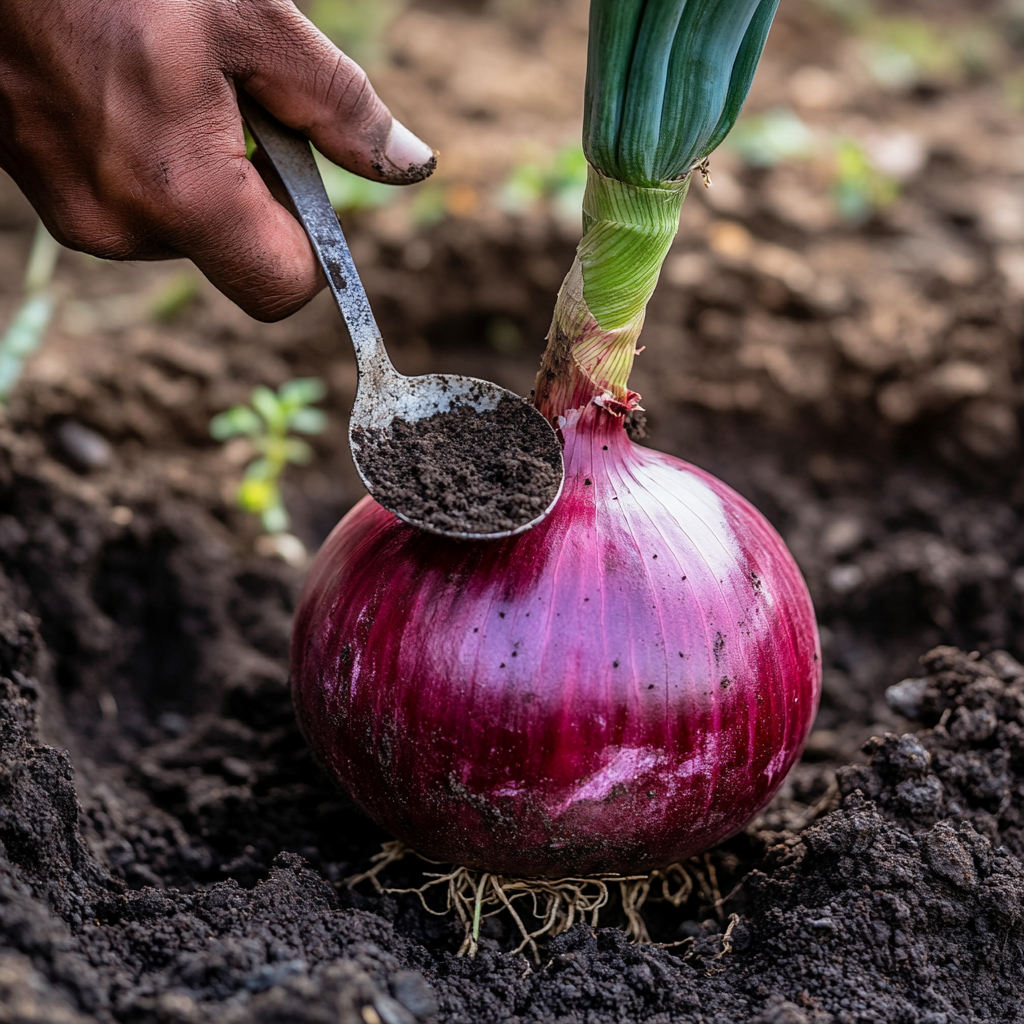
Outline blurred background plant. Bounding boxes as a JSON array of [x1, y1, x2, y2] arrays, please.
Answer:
[[210, 379, 327, 553], [301, 0, 407, 68], [724, 108, 913, 223], [286, 0, 1018, 235], [0, 221, 60, 403], [727, 108, 817, 168], [150, 271, 202, 323], [831, 137, 899, 221], [814, 0, 1009, 91], [315, 153, 401, 213], [499, 142, 589, 228], [296, 0, 573, 230]]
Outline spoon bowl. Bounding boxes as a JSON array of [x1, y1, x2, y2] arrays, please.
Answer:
[[240, 98, 564, 539], [349, 370, 563, 539]]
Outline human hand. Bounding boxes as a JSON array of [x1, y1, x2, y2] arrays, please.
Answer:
[[0, 0, 435, 320]]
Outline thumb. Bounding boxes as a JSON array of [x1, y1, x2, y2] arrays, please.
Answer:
[[220, 2, 435, 185]]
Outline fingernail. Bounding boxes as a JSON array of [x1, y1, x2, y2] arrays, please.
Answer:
[[385, 119, 434, 171]]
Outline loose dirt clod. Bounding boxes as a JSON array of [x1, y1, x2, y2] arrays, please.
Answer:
[[353, 394, 562, 535]]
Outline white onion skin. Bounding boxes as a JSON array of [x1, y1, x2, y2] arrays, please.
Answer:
[[291, 407, 820, 876]]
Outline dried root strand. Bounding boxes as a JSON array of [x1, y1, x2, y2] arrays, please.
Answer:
[[618, 861, 696, 945], [344, 840, 413, 891], [348, 844, 742, 965], [717, 912, 741, 958], [385, 863, 645, 962]]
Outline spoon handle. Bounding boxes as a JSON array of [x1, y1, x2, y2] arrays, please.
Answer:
[[239, 95, 394, 377]]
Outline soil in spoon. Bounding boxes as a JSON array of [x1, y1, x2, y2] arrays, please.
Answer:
[[353, 394, 562, 535]]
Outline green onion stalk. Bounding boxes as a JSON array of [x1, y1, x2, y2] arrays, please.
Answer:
[[535, 0, 780, 421]]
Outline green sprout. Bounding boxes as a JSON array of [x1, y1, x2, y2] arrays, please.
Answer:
[[500, 143, 590, 223], [0, 220, 61, 403], [832, 137, 899, 222], [725, 108, 816, 167], [210, 378, 327, 534]]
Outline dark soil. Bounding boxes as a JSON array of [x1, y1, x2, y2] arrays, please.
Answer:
[[3, 583, 1024, 1022], [3, 0, 1024, 1019], [353, 393, 562, 535]]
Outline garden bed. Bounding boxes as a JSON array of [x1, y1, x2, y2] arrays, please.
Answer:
[[1, 1, 1024, 1020]]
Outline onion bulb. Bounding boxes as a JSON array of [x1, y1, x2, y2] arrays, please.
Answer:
[[290, 0, 818, 879], [291, 406, 819, 876]]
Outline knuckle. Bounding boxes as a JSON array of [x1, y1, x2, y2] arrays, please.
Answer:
[[214, 0, 312, 72], [223, 262, 318, 322], [249, 288, 315, 322], [53, 209, 135, 260]]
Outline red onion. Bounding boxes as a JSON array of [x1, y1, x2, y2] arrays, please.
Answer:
[[290, 0, 814, 879], [291, 405, 820, 876]]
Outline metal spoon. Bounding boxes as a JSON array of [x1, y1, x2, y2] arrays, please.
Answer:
[[240, 99, 564, 540]]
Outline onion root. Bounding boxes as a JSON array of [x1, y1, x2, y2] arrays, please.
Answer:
[[347, 841, 747, 962]]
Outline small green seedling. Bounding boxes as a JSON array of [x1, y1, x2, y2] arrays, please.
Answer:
[[0, 220, 61, 403], [210, 378, 327, 534], [149, 271, 201, 323], [500, 143, 590, 223], [726, 109, 816, 167], [725, 108, 900, 223], [832, 137, 899, 222]]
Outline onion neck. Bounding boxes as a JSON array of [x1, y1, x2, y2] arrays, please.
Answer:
[[535, 165, 688, 422]]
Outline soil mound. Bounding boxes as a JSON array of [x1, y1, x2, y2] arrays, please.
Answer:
[[1, 428, 1023, 1021]]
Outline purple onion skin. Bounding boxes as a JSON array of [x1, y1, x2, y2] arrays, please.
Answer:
[[291, 408, 820, 877]]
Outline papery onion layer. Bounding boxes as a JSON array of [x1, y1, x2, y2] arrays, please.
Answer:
[[291, 408, 820, 877]]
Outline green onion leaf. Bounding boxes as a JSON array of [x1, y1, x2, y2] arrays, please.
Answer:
[[616, 0, 688, 184], [700, 0, 781, 159], [584, 0, 780, 186], [583, 0, 647, 181]]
